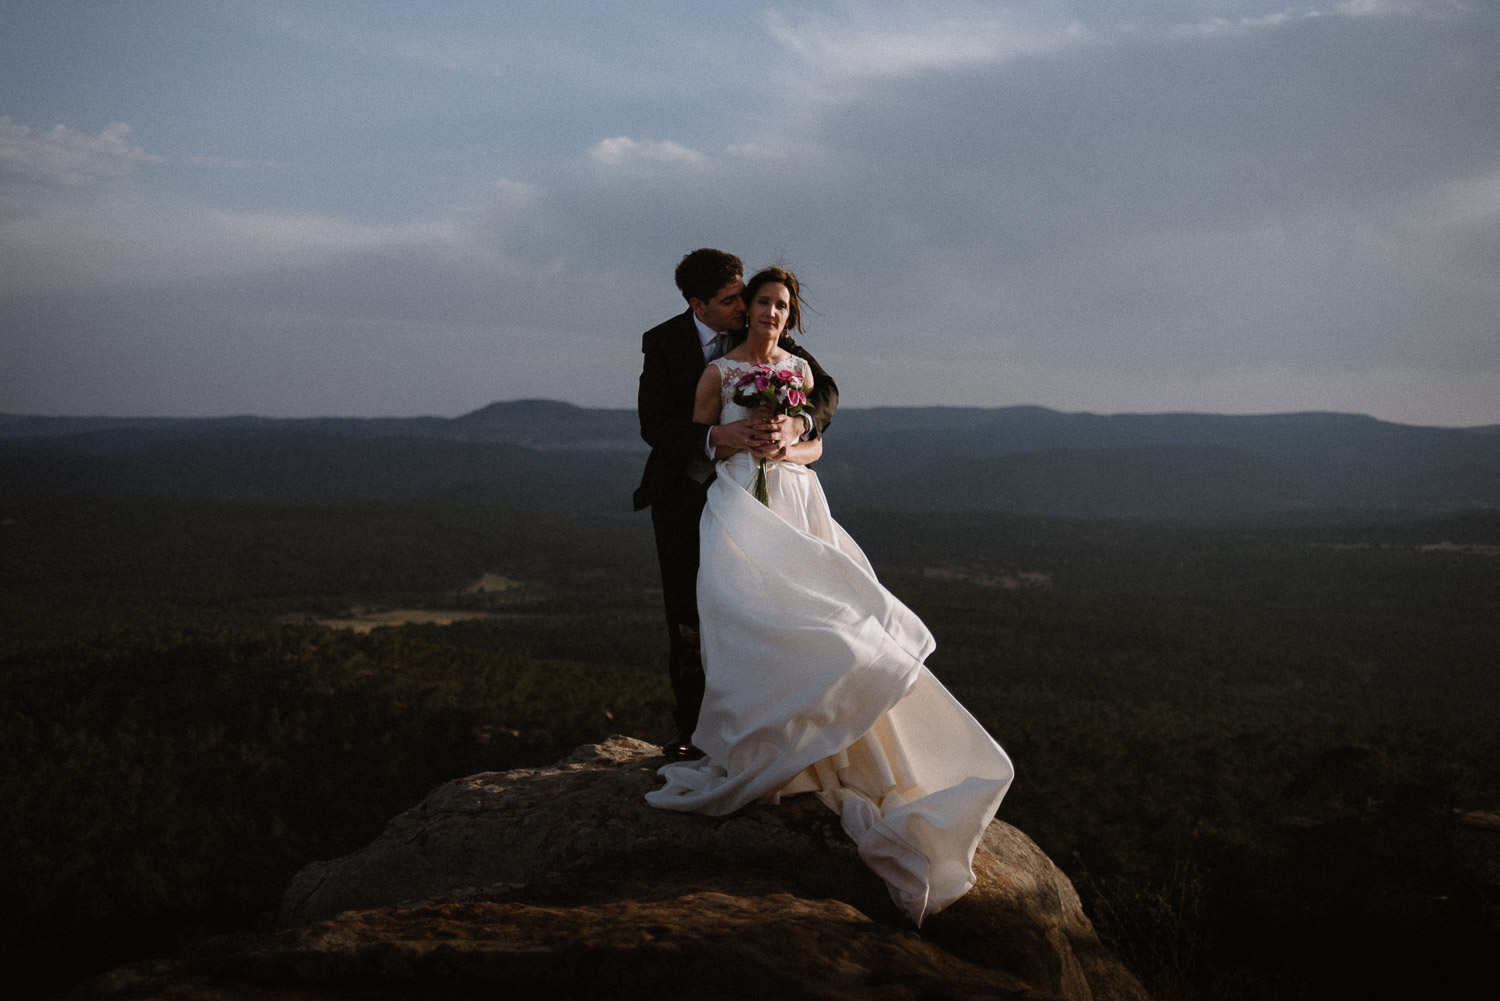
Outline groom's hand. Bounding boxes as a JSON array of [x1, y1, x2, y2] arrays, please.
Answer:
[[709, 418, 763, 454]]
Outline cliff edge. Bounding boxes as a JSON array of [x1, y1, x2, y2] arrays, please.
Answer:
[[76, 736, 1149, 1000]]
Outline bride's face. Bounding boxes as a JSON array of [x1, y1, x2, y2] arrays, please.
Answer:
[[748, 282, 791, 340]]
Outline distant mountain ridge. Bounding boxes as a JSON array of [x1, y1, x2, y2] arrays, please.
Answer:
[[4, 401, 1498, 518]]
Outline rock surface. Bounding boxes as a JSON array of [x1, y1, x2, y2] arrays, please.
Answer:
[[75, 736, 1150, 1001]]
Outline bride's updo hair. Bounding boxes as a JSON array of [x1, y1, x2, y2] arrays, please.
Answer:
[[741, 266, 804, 337]]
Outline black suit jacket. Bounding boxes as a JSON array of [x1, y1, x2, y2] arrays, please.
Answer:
[[632, 308, 838, 511]]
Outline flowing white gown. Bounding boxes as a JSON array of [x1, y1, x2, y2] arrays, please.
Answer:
[[645, 356, 1014, 925]]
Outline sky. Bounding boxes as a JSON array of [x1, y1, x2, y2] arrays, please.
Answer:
[[1, 1, 1497, 426]]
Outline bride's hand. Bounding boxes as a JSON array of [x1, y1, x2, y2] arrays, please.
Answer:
[[711, 417, 763, 454], [749, 407, 796, 454], [749, 440, 788, 460], [747, 426, 786, 457]]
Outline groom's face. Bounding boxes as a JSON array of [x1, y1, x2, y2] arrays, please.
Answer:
[[692, 278, 746, 334]]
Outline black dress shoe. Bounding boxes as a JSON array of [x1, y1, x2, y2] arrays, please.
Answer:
[[663, 735, 705, 759]]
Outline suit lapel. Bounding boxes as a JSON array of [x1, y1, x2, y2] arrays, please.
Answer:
[[676, 309, 707, 374]]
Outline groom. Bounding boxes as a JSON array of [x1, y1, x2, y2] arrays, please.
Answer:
[[633, 248, 839, 757]]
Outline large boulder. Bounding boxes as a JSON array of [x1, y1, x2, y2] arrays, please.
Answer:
[[77, 737, 1149, 1001]]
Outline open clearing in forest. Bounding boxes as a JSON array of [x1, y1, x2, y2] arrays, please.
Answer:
[[286, 609, 500, 633]]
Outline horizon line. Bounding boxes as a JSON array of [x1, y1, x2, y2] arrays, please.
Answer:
[[4, 399, 1498, 432]]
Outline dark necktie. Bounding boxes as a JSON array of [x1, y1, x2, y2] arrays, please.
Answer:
[[707, 331, 730, 361]]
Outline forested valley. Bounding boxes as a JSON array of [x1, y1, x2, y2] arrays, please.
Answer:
[[2, 491, 1497, 1000]]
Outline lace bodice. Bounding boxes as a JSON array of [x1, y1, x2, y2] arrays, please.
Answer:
[[710, 355, 810, 424]]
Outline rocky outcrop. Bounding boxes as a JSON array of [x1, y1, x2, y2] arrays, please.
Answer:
[[76, 736, 1149, 1001]]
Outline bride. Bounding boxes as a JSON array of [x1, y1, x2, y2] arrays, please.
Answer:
[[645, 266, 1014, 926]]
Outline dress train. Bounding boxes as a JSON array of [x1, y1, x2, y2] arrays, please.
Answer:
[[646, 358, 1013, 923]]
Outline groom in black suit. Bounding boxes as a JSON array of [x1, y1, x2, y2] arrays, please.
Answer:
[[633, 248, 839, 756]]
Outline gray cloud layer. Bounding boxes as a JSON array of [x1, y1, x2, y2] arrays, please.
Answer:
[[2, 1, 1496, 424]]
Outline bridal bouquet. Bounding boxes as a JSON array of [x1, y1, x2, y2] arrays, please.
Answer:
[[730, 363, 809, 506]]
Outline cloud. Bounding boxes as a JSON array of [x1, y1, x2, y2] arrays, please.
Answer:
[[588, 136, 706, 167], [272, 8, 517, 80], [1334, 0, 1471, 17], [0, 198, 462, 295], [260, 4, 704, 104], [0, 116, 162, 188], [3, 2, 1496, 425], [764, 4, 1088, 80], [1168, 10, 1321, 40], [490, 176, 543, 208], [181, 156, 294, 170], [1168, 0, 1471, 39], [726, 142, 789, 162], [1431, 169, 1500, 228]]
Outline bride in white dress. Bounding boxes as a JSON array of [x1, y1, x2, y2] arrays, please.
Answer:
[[645, 267, 1014, 926]]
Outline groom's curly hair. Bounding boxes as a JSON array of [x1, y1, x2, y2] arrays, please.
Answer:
[[675, 248, 743, 304], [742, 266, 804, 336]]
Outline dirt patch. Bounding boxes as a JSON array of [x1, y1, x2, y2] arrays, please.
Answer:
[[465, 573, 523, 593], [921, 567, 1053, 589], [282, 610, 499, 634]]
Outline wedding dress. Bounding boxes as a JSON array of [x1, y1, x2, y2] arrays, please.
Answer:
[[645, 355, 1014, 925]]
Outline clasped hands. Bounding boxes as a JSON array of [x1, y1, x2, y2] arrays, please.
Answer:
[[716, 405, 802, 459]]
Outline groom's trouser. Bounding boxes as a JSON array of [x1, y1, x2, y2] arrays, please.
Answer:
[[649, 476, 711, 736]]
